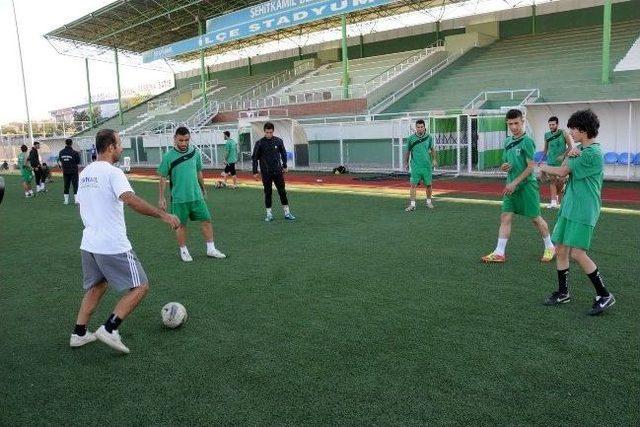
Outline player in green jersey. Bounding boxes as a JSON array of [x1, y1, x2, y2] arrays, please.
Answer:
[[482, 109, 555, 263], [403, 119, 437, 211], [541, 116, 572, 209], [222, 131, 238, 189], [158, 127, 226, 262], [540, 109, 614, 315], [18, 145, 34, 198]]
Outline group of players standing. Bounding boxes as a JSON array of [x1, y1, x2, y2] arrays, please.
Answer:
[[12, 109, 613, 354], [404, 108, 614, 316]]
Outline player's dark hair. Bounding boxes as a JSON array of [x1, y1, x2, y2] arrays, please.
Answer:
[[65, 138, 73, 146], [175, 126, 190, 136], [20, 145, 28, 152], [264, 122, 274, 131], [505, 109, 523, 120], [33, 141, 40, 147], [223, 131, 230, 137], [95, 129, 118, 154], [548, 116, 559, 124], [567, 109, 599, 139], [415, 119, 426, 126]]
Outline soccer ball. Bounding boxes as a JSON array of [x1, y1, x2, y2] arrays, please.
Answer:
[[161, 302, 188, 329]]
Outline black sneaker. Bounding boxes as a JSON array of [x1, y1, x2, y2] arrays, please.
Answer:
[[588, 294, 616, 316], [544, 291, 571, 306]]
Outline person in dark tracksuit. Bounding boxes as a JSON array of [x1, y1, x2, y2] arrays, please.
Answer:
[[252, 122, 295, 222], [58, 138, 81, 205], [28, 141, 46, 194]]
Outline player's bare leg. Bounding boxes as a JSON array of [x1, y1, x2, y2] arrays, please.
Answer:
[[533, 216, 555, 262], [405, 184, 418, 211], [202, 221, 225, 258], [70, 281, 107, 348], [425, 185, 433, 209], [482, 212, 512, 262]]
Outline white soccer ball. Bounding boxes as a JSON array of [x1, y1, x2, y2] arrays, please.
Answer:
[[161, 302, 188, 329]]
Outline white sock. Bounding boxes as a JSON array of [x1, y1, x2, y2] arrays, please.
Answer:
[[494, 238, 508, 256], [426, 198, 432, 204], [25, 192, 29, 197], [266, 208, 272, 215], [409, 200, 416, 207], [283, 205, 290, 215], [64, 194, 69, 203], [206, 241, 216, 252], [543, 235, 554, 249]]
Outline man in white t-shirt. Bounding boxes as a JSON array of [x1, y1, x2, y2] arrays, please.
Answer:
[[70, 129, 180, 354]]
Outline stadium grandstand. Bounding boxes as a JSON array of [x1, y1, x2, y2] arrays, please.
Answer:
[[4, 0, 637, 180]]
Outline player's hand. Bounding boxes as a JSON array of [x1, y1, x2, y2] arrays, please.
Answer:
[[158, 198, 167, 211], [500, 162, 512, 172], [253, 173, 260, 180], [161, 212, 181, 229], [432, 160, 438, 168], [504, 182, 516, 195], [567, 148, 581, 158], [404, 163, 409, 172]]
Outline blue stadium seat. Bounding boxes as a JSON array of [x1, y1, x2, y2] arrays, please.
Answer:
[[604, 152, 619, 164], [634, 153, 640, 165], [534, 151, 546, 163], [617, 152, 634, 164], [286, 152, 294, 161]]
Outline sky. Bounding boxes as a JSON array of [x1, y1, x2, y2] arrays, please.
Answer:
[[0, 0, 549, 124], [0, 0, 172, 124]]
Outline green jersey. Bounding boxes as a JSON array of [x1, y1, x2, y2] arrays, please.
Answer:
[[225, 139, 238, 163], [545, 130, 567, 166], [157, 146, 204, 203], [17, 153, 28, 170], [502, 133, 536, 186], [404, 133, 433, 171], [560, 143, 603, 227]]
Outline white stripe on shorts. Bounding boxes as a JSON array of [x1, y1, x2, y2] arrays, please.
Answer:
[[127, 251, 140, 287]]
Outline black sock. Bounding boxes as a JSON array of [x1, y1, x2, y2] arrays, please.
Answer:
[[104, 314, 122, 333], [73, 324, 87, 336], [587, 268, 609, 297], [557, 268, 569, 294]]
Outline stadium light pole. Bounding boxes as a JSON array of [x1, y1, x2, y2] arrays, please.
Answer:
[[10, 0, 34, 145], [601, 0, 612, 84], [341, 15, 350, 99], [85, 58, 94, 128], [114, 47, 124, 125], [198, 19, 208, 108]]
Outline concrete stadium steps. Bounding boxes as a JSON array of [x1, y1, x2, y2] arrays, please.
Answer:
[[283, 50, 421, 95], [384, 20, 640, 112]]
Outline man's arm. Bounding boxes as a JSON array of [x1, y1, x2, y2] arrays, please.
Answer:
[[251, 140, 261, 175], [158, 176, 168, 210], [504, 160, 534, 194], [278, 140, 288, 171], [120, 191, 180, 229], [430, 147, 438, 167], [198, 171, 206, 195], [563, 130, 574, 155], [540, 163, 571, 177]]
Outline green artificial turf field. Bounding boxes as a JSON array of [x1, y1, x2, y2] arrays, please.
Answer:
[[1, 174, 638, 426]]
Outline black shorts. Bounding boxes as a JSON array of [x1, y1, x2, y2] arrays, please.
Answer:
[[224, 163, 236, 176]]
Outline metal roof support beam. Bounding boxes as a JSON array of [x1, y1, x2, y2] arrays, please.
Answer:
[[601, 0, 612, 84], [341, 15, 350, 99], [114, 47, 124, 125], [85, 58, 94, 128], [198, 19, 208, 108]]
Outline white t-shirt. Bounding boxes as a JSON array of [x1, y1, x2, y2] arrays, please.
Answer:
[[77, 161, 134, 254]]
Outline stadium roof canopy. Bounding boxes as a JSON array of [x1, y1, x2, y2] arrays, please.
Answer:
[[45, 0, 470, 62]]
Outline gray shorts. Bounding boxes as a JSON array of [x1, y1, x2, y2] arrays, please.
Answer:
[[81, 250, 148, 292]]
